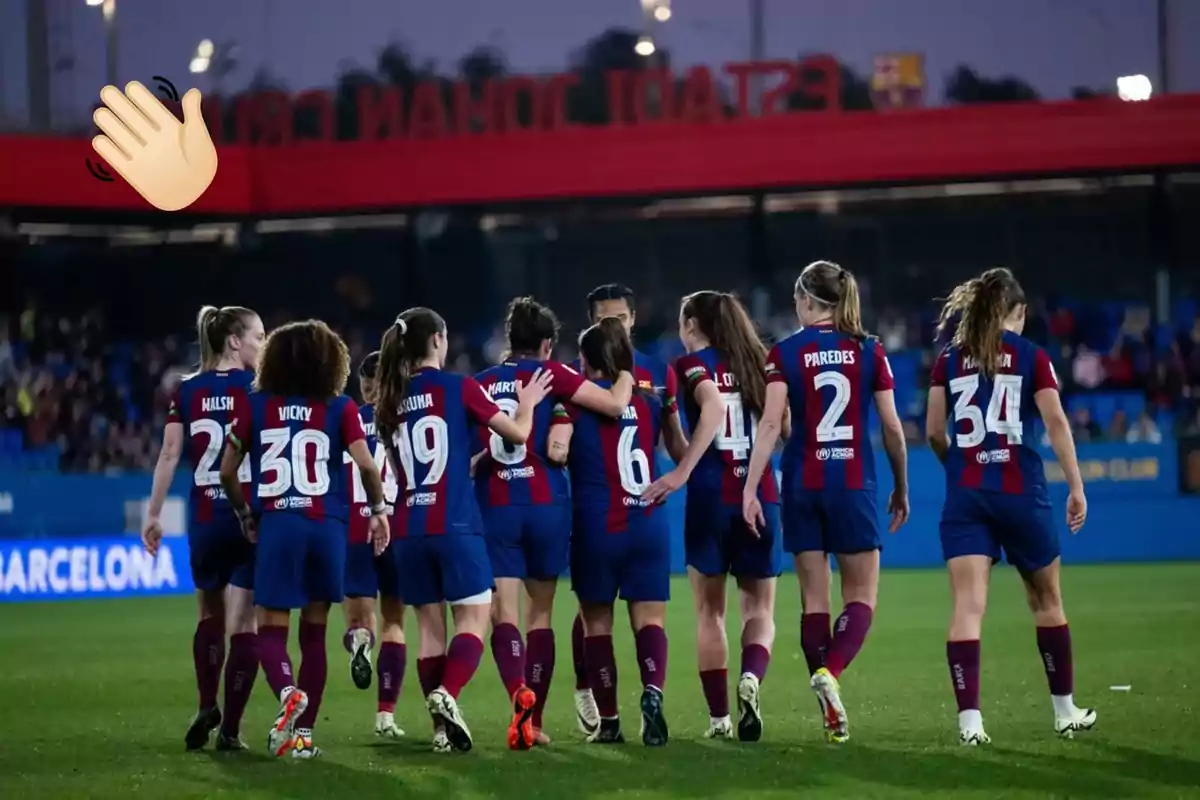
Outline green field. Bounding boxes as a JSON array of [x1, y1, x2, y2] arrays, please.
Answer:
[[1, 564, 1198, 799]]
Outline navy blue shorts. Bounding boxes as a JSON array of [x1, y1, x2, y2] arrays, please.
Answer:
[[394, 534, 493, 607], [189, 517, 255, 592], [782, 488, 880, 555], [571, 509, 670, 605], [685, 495, 783, 579], [254, 514, 345, 610], [343, 541, 402, 599], [482, 503, 571, 581], [940, 488, 1060, 574]]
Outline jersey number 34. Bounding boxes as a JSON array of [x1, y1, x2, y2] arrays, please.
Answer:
[[949, 373, 1023, 447]]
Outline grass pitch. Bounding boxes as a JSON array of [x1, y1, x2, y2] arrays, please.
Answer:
[[1, 564, 1198, 799]]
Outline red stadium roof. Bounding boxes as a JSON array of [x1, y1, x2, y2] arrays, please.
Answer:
[[2, 93, 1199, 215]]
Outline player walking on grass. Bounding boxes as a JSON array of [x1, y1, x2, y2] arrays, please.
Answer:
[[474, 297, 633, 748], [143, 305, 266, 752], [567, 284, 687, 737], [553, 319, 672, 747], [926, 267, 1095, 745], [376, 307, 553, 754], [642, 291, 782, 743], [340, 352, 408, 741], [219, 320, 391, 760], [743, 261, 910, 744]]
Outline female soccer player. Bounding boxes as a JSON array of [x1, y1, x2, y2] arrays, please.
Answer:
[[926, 267, 1094, 745], [551, 318, 672, 747], [742, 261, 910, 744], [142, 305, 265, 752], [474, 297, 633, 749], [375, 307, 553, 754], [218, 319, 391, 760], [642, 291, 782, 742], [340, 351, 407, 741]]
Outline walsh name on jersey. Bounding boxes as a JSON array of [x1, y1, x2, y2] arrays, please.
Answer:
[[201, 396, 234, 413]]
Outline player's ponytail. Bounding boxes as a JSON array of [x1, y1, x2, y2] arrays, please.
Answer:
[[196, 305, 256, 373], [579, 317, 634, 382], [953, 267, 1026, 378], [376, 307, 446, 442], [796, 261, 871, 343], [505, 296, 559, 359], [681, 291, 768, 417]]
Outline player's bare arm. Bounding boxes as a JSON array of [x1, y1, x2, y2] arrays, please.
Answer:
[[142, 420, 183, 555], [925, 386, 950, 464], [645, 380, 719, 504], [742, 381, 787, 530], [781, 404, 792, 442], [570, 370, 633, 417], [217, 440, 255, 541], [1034, 387, 1088, 533], [547, 422, 573, 465], [348, 437, 391, 553], [492, 368, 554, 443], [874, 388, 911, 532]]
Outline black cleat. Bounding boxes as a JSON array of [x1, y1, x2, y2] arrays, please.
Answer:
[[215, 731, 248, 751], [639, 687, 669, 747], [350, 641, 373, 691], [185, 705, 222, 751], [736, 673, 763, 743], [587, 717, 625, 744]]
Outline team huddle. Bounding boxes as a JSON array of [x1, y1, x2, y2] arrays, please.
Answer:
[[140, 263, 1096, 759]]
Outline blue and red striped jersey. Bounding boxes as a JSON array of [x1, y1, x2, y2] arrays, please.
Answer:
[[168, 369, 254, 526], [342, 404, 399, 543], [571, 349, 678, 419], [229, 392, 365, 522], [930, 331, 1059, 496], [387, 367, 500, 538], [766, 324, 895, 491], [473, 358, 585, 506], [556, 383, 663, 533], [676, 347, 780, 505]]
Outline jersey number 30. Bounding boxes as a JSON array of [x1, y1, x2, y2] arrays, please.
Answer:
[[949, 373, 1023, 447]]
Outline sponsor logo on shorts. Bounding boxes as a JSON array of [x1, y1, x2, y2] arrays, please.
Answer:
[[497, 466, 536, 481], [815, 447, 855, 461], [975, 449, 1011, 465], [274, 496, 314, 510]]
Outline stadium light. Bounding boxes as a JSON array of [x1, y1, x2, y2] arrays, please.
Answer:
[[197, 39, 215, 59], [1116, 74, 1152, 102], [85, 0, 104, 5], [635, 36, 656, 57], [654, 4, 672, 22]]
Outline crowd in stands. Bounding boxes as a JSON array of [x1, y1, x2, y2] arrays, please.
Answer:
[[3, 291, 1200, 474]]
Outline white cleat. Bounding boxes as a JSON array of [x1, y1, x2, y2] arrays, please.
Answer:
[[811, 668, 849, 743], [704, 716, 735, 740], [432, 727, 452, 754], [290, 730, 321, 759], [267, 687, 309, 758], [427, 688, 473, 752], [959, 728, 992, 746], [736, 672, 763, 742], [1055, 707, 1097, 739], [574, 688, 601, 737], [349, 628, 374, 690], [375, 711, 406, 740]]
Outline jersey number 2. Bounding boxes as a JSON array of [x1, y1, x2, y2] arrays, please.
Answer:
[[190, 419, 250, 486], [949, 374, 1023, 447], [814, 372, 853, 442]]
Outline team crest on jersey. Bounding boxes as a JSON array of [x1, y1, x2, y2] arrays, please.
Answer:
[[976, 449, 1011, 465]]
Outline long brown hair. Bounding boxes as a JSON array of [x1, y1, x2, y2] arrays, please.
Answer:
[[796, 261, 870, 342], [196, 305, 256, 371], [578, 317, 634, 381], [253, 319, 350, 400], [375, 307, 446, 441], [937, 268, 1026, 378], [681, 291, 768, 417]]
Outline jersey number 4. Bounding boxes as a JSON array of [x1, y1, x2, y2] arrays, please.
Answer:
[[714, 393, 758, 461], [344, 442, 399, 504], [949, 373, 1023, 447], [190, 419, 250, 486]]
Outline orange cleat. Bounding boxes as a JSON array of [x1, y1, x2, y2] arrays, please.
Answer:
[[507, 685, 537, 751]]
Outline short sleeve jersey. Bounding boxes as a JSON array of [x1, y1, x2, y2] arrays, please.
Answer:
[[676, 346, 780, 505], [765, 324, 895, 492], [386, 368, 500, 537], [168, 368, 255, 525], [930, 330, 1059, 496], [228, 392, 365, 522], [473, 358, 585, 506]]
